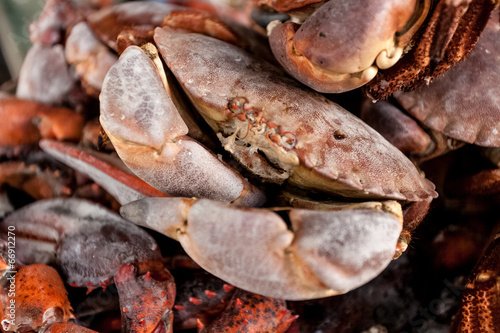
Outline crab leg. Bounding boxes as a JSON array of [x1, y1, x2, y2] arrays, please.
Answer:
[[114, 264, 175, 333], [100, 44, 265, 207], [121, 197, 403, 300]]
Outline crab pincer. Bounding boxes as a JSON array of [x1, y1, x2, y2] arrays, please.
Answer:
[[99, 44, 266, 207], [267, 0, 429, 93]]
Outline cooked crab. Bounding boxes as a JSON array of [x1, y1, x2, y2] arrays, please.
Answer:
[[80, 16, 439, 300]]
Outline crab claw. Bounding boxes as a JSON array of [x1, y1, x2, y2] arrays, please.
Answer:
[[154, 27, 436, 202], [267, 0, 427, 93], [114, 264, 175, 333], [121, 197, 403, 300], [1, 264, 73, 332], [1, 199, 164, 288], [100, 44, 265, 206], [16, 43, 79, 106], [65, 22, 118, 98], [201, 289, 297, 332]]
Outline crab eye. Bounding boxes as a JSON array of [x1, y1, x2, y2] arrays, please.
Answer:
[[228, 97, 249, 114], [281, 132, 297, 149]]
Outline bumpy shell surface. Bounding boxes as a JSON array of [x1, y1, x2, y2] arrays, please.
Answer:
[[122, 197, 403, 300], [154, 28, 436, 201]]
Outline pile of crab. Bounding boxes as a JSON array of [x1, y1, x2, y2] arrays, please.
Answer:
[[1, 0, 499, 332]]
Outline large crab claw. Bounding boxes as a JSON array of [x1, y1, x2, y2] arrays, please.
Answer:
[[121, 197, 403, 300], [99, 44, 265, 207], [153, 27, 436, 202], [267, 0, 429, 93]]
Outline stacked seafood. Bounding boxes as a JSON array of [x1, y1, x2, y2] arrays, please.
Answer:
[[0, 0, 499, 332]]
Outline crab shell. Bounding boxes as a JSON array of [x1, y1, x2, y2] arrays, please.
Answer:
[[393, 15, 500, 147], [152, 27, 436, 202], [267, 0, 425, 93], [1, 264, 73, 332]]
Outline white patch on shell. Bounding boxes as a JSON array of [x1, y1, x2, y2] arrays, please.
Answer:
[[100, 46, 188, 148], [16, 43, 75, 105], [290, 209, 402, 293]]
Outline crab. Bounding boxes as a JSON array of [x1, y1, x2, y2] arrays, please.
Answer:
[[71, 7, 442, 300], [5, 0, 500, 330], [259, 0, 499, 96]]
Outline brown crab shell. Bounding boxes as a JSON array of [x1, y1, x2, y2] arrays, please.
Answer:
[[154, 27, 436, 202], [268, 0, 418, 93], [258, 0, 324, 13], [393, 13, 500, 147], [87, 1, 182, 51]]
